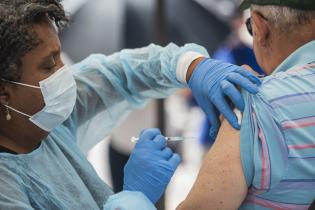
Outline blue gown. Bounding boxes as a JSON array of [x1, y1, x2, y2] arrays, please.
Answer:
[[0, 43, 208, 210]]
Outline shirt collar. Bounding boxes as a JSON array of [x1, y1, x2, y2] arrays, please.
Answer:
[[273, 40, 315, 74]]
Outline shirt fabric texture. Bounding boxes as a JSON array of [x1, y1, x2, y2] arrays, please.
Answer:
[[239, 40, 315, 210]]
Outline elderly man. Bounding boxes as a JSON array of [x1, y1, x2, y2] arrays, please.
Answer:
[[105, 0, 315, 209], [175, 0, 315, 209]]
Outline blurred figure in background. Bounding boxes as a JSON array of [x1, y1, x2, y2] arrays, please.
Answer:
[[213, 9, 263, 74]]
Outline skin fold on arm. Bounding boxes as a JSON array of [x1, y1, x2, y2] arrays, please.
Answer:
[[176, 119, 248, 210]]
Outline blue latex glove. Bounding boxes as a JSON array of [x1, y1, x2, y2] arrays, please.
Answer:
[[123, 128, 181, 204], [103, 191, 156, 210], [188, 58, 261, 140]]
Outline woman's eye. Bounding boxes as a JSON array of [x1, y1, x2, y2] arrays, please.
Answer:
[[44, 57, 56, 70], [45, 64, 56, 70]]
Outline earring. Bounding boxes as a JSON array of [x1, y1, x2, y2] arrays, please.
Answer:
[[5, 106, 11, 121]]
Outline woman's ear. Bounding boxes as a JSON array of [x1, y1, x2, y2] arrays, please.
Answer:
[[0, 83, 12, 121], [252, 12, 271, 47], [0, 83, 9, 105]]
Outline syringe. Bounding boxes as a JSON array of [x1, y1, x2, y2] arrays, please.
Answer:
[[130, 136, 195, 143]]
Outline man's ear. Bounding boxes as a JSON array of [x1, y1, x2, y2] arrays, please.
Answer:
[[252, 11, 270, 47]]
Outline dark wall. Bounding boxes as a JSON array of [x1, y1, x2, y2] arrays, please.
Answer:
[[124, 0, 230, 54]]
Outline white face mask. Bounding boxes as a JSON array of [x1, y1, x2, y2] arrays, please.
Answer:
[[3, 66, 77, 132]]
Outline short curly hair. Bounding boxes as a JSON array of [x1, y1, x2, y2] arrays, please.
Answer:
[[0, 0, 68, 81]]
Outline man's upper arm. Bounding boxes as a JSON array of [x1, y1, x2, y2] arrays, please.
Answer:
[[176, 119, 248, 210]]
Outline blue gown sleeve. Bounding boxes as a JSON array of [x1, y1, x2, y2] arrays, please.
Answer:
[[103, 191, 156, 210], [64, 43, 208, 153]]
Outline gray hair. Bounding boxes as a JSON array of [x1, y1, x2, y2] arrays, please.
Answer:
[[251, 5, 315, 33]]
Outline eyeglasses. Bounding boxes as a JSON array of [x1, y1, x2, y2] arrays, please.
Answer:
[[246, 17, 253, 36], [246, 14, 269, 36]]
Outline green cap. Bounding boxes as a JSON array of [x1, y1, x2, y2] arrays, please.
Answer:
[[240, 0, 315, 11]]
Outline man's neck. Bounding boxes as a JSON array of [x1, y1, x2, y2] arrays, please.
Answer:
[[268, 28, 315, 73]]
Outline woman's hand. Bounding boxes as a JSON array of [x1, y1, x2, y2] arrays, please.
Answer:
[[187, 58, 261, 141], [123, 129, 181, 204]]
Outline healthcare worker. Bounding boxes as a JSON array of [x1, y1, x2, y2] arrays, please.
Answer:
[[0, 1, 261, 209]]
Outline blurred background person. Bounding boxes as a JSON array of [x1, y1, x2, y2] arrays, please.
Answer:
[[212, 9, 263, 74]]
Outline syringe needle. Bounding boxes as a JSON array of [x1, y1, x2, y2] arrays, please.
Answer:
[[130, 136, 195, 143]]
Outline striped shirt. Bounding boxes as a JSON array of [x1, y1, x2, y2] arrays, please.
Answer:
[[239, 40, 315, 210]]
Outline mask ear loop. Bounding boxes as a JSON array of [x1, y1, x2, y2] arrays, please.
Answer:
[[1, 79, 38, 120], [4, 104, 31, 119], [0, 79, 40, 89]]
